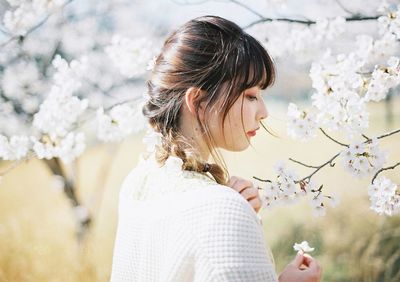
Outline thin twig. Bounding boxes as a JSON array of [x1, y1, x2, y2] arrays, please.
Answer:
[[289, 158, 319, 169], [242, 14, 381, 30], [296, 153, 340, 183], [319, 128, 349, 147], [252, 176, 271, 183], [229, 0, 265, 20], [362, 134, 371, 142], [371, 162, 400, 184], [376, 128, 400, 140]]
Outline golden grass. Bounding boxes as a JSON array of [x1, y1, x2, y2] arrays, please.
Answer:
[[0, 97, 399, 281]]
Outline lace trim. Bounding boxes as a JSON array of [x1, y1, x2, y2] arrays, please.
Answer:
[[131, 154, 216, 201]]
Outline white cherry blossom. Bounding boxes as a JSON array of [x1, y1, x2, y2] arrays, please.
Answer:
[[96, 102, 147, 142], [378, 6, 400, 39], [368, 176, 400, 216], [293, 241, 315, 253], [106, 35, 155, 78], [33, 85, 89, 139], [287, 103, 318, 141], [30, 131, 85, 164], [340, 138, 387, 178], [0, 134, 30, 160]]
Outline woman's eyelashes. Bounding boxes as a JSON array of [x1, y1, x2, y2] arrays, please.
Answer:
[[246, 95, 258, 101]]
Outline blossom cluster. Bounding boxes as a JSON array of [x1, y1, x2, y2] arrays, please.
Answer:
[[3, 0, 67, 35], [0, 55, 89, 163], [0, 135, 30, 161], [368, 176, 400, 216], [96, 101, 147, 142], [286, 103, 318, 141], [340, 138, 387, 178], [1, 60, 45, 114], [378, 4, 400, 40], [258, 161, 339, 217], [249, 17, 346, 60], [105, 35, 156, 78], [365, 57, 400, 102]]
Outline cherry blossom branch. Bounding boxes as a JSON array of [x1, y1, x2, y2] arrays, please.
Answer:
[[242, 14, 381, 30], [377, 128, 400, 140], [253, 176, 271, 183], [362, 134, 371, 142], [295, 153, 340, 183], [288, 128, 400, 183], [362, 128, 400, 144], [0, 0, 75, 49], [288, 158, 319, 169], [319, 128, 349, 147], [371, 162, 400, 184], [254, 126, 400, 192]]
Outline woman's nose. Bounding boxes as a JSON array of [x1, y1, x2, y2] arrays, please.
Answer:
[[257, 99, 268, 121]]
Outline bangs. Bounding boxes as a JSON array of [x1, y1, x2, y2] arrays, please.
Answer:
[[234, 34, 275, 91]]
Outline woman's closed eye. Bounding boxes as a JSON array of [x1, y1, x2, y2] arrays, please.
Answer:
[[246, 95, 258, 101]]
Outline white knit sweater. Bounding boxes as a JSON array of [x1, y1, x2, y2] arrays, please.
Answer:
[[110, 153, 278, 282]]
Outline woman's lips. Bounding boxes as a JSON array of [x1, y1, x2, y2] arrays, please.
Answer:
[[247, 130, 257, 137]]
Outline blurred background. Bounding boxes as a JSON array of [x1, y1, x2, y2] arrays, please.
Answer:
[[0, 0, 399, 281]]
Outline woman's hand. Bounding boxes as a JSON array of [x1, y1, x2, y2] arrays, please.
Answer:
[[279, 252, 323, 282], [227, 176, 262, 213]]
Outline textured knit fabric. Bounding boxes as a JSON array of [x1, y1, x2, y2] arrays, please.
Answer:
[[110, 153, 278, 282]]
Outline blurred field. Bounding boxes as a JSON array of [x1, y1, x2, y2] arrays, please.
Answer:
[[0, 97, 399, 282]]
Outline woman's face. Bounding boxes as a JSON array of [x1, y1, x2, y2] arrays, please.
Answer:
[[207, 85, 268, 152]]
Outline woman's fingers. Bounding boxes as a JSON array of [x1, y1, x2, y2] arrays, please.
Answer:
[[228, 176, 262, 213], [240, 186, 259, 200], [248, 197, 262, 213], [228, 177, 253, 193]]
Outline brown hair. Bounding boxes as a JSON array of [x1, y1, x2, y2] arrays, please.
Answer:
[[142, 15, 275, 185]]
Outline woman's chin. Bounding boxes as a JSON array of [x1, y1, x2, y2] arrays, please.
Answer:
[[223, 141, 251, 152]]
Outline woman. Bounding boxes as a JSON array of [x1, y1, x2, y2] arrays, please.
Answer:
[[110, 15, 322, 282]]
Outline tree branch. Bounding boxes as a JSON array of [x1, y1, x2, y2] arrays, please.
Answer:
[[371, 162, 400, 184], [296, 152, 340, 183], [319, 128, 349, 147], [43, 157, 91, 242], [289, 157, 319, 169], [0, 0, 75, 50], [377, 128, 400, 140], [252, 176, 272, 183], [242, 14, 381, 30]]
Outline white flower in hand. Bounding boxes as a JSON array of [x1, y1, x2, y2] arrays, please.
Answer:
[[293, 241, 315, 254]]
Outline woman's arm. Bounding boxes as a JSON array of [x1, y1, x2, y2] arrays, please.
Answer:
[[183, 191, 278, 282]]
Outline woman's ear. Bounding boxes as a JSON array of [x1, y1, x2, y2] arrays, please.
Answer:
[[184, 87, 206, 121]]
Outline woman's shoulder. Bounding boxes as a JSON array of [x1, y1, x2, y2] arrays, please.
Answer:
[[180, 181, 260, 224], [118, 153, 254, 215]]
